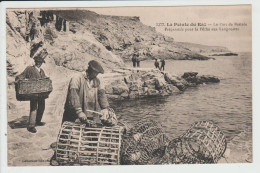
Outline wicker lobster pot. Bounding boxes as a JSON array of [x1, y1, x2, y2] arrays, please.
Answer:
[[15, 77, 53, 101], [121, 119, 169, 165], [56, 121, 123, 165], [163, 121, 227, 164]]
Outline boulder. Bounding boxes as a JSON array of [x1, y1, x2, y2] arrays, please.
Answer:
[[143, 87, 149, 93], [112, 81, 129, 95], [164, 73, 186, 91], [165, 84, 180, 94], [198, 75, 220, 83], [182, 73, 220, 86], [143, 79, 156, 89], [183, 76, 202, 85], [129, 82, 141, 91], [159, 90, 170, 96], [129, 91, 140, 99], [154, 77, 167, 90], [141, 71, 161, 81], [164, 73, 179, 84], [182, 72, 198, 79], [120, 91, 129, 98], [104, 78, 129, 95], [147, 89, 160, 96], [125, 73, 141, 83]]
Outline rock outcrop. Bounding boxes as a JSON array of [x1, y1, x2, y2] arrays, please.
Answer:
[[6, 9, 230, 85], [210, 53, 238, 56], [175, 42, 238, 57], [175, 42, 231, 54], [6, 11, 32, 85], [50, 10, 210, 61], [102, 68, 220, 100], [6, 9, 125, 81], [6, 9, 220, 96]]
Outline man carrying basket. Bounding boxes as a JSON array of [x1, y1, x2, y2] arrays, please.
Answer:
[[16, 49, 49, 133]]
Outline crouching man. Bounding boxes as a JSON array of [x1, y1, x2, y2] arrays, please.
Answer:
[[62, 60, 116, 127]]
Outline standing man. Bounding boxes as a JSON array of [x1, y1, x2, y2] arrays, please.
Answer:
[[132, 55, 136, 68], [16, 49, 48, 133], [62, 60, 112, 126], [136, 54, 140, 68], [160, 59, 165, 71], [132, 48, 140, 68], [154, 59, 159, 69]]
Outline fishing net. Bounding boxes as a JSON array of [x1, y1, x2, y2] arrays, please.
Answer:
[[121, 119, 169, 165], [55, 121, 124, 165], [160, 121, 227, 164]]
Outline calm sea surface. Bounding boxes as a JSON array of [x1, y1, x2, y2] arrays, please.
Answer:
[[110, 52, 252, 142]]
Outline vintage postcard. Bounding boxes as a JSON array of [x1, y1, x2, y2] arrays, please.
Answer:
[[1, 1, 257, 172]]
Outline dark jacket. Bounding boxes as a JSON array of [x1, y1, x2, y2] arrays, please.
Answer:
[[154, 61, 159, 67], [15, 66, 48, 100], [161, 60, 165, 66], [62, 73, 109, 123], [16, 65, 46, 80]]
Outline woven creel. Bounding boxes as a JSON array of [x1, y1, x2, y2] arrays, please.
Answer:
[[56, 121, 124, 165], [121, 119, 169, 165], [163, 121, 227, 164], [15, 77, 53, 101]]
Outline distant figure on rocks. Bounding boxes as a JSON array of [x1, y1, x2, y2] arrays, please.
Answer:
[[160, 59, 165, 71], [29, 21, 43, 44], [62, 60, 116, 127], [154, 59, 159, 69], [15, 50, 49, 133], [132, 48, 141, 68], [132, 55, 136, 67], [136, 55, 141, 67]]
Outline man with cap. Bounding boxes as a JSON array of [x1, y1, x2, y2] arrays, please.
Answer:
[[62, 60, 111, 126], [16, 49, 49, 133]]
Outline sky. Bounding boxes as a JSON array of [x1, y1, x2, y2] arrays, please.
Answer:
[[87, 5, 251, 52]]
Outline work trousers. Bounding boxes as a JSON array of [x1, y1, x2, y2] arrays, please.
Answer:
[[137, 61, 140, 67], [133, 61, 136, 67], [28, 99, 45, 128], [161, 65, 165, 71]]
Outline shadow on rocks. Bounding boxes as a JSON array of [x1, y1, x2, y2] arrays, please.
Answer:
[[8, 116, 29, 129]]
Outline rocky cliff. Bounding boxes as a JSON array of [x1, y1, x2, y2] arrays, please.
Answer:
[[50, 10, 211, 61], [6, 9, 124, 85], [6, 9, 225, 84]]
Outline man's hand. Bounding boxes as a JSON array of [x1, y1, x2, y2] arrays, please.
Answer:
[[100, 109, 109, 120], [100, 108, 118, 126], [78, 112, 87, 123]]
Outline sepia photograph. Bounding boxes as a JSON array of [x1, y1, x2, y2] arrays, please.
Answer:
[[2, 3, 254, 169]]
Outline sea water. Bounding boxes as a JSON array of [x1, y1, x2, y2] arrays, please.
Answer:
[[111, 52, 252, 142]]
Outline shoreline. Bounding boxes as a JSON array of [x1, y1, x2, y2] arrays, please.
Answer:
[[6, 65, 251, 166], [102, 67, 220, 100]]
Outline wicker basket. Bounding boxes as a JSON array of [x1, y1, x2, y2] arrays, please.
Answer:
[[15, 77, 53, 101], [163, 121, 227, 164], [56, 121, 123, 165], [121, 119, 169, 165]]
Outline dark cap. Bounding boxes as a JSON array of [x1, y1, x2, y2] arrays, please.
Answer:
[[34, 56, 45, 63], [88, 60, 104, 74]]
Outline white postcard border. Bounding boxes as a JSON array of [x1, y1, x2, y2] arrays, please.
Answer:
[[0, 0, 259, 173]]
